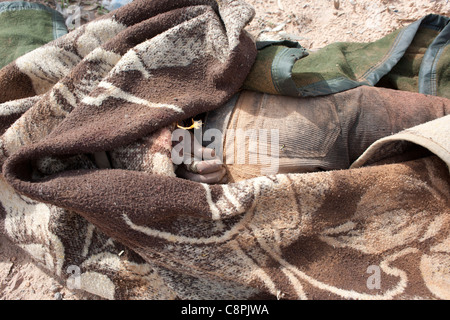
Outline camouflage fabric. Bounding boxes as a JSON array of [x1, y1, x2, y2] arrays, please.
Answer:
[[0, 1, 67, 69], [244, 14, 450, 99]]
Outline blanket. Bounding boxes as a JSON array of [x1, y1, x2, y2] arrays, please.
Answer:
[[0, 0, 449, 300]]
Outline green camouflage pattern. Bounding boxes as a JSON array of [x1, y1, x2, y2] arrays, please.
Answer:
[[0, 1, 67, 69], [244, 14, 450, 99]]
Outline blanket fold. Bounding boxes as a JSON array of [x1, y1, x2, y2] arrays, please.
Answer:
[[0, 0, 257, 182], [0, 1, 449, 300]]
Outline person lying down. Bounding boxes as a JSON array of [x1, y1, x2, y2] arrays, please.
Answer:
[[172, 85, 450, 184], [94, 85, 450, 184]]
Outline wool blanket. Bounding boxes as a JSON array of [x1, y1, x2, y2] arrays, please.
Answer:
[[0, 0, 449, 300]]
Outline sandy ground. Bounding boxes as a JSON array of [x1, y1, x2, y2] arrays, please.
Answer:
[[0, 234, 99, 300], [0, 0, 449, 300], [246, 0, 449, 49]]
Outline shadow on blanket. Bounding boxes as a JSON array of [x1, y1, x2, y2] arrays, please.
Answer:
[[0, 0, 449, 300]]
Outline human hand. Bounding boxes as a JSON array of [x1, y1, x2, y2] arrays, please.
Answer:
[[173, 131, 227, 184]]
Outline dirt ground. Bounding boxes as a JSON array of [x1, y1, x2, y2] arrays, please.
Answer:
[[0, 0, 449, 300]]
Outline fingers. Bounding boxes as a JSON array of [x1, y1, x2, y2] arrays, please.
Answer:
[[176, 165, 227, 184], [190, 132, 216, 160], [201, 146, 217, 160], [194, 159, 223, 174], [218, 175, 228, 184], [173, 130, 225, 184]]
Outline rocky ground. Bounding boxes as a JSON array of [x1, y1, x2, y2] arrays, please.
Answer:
[[0, 0, 449, 300]]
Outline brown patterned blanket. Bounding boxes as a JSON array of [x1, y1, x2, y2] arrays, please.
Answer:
[[0, 0, 449, 300]]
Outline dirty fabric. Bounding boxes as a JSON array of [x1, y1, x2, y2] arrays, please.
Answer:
[[244, 14, 450, 99], [0, 0, 449, 300], [0, 1, 67, 69], [203, 87, 450, 182]]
